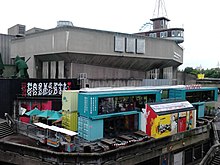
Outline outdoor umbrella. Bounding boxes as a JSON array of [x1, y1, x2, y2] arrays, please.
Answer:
[[25, 108, 42, 116], [36, 110, 54, 118], [48, 111, 62, 120]]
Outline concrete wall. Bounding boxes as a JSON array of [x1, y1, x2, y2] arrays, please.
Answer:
[[0, 34, 14, 64], [177, 72, 197, 85], [87, 79, 143, 88], [10, 27, 183, 62], [10, 27, 183, 78], [69, 63, 145, 79]]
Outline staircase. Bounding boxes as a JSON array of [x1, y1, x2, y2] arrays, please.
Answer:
[[0, 119, 14, 139], [199, 118, 220, 165], [209, 151, 220, 165]]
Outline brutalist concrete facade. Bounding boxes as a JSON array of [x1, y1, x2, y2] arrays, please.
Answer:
[[0, 34, 14, 64], [9, 26, 183, 87]]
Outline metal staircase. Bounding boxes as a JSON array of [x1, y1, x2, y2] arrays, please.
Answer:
[[209, 151, 220, 165], [0, 119, 14, 139], [200, 112, 220, 165]]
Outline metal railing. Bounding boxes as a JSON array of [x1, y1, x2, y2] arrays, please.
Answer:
[[199, 144, 220, 165]]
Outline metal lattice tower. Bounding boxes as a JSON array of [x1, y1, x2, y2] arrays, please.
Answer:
[[153, 0, 168, 18]]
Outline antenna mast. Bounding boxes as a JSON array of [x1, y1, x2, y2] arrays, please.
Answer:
[[153, 0, 168, 18]]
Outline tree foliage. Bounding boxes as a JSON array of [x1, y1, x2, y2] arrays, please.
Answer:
[[183, 67, 220, 78]]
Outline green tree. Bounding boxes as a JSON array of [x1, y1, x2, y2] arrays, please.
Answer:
[[184, 67, 194, 74]]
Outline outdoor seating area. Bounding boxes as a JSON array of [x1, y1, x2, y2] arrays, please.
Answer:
[[23, 108, 62, 125], [34, 122, 78, 152]]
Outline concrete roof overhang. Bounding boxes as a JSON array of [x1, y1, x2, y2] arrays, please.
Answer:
[[35, 52, 181, 72]]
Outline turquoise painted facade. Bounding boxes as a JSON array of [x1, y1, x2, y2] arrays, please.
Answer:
[[75, 86, 218, 141], [192, 102, 205, 118], [168, 87, 218, 102], [78, 116, 103, 141], [78, 90, 161, 117]]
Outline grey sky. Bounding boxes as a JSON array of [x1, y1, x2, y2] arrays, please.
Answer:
[[0, 0, 219, 69]]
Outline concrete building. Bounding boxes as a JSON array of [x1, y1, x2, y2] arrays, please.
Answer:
[[0, 33, 14, 64], [9, 25, 183, 87]]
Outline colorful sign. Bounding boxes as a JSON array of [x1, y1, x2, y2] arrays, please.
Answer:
[[20, 79, 79, 97], [197, 74, 205, 79], [178, 112, 186, 132], [185, 84, 201, 90], [145, 101, 196, 139]]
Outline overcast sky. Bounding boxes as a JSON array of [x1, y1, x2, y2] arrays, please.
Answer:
[[0, 0, 219, 69]]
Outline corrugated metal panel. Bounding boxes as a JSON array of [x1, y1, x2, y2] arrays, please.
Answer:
[[142, 79, 172, 86], [78, 115, 103, 141]]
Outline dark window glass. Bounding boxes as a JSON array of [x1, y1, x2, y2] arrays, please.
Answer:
[[186, 90, 215, 103], [98, 94, 156, 115], [98, 97, 114, 114], [103, 114, 138, 137], [185, 148, 193, 165], [194, 145, 202, 160], [161, 89, 169, 99], [203, 142, 211, 155]]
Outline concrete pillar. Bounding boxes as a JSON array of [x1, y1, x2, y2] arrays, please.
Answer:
[[42, 62, 49, 78]]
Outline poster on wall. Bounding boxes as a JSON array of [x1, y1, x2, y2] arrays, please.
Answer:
[[153, 114, 172, 138], [146, 104, 177, 138], [178, 112, 187, 132], [170, 113, 178, 135], [186, 110, 196, 130], [19, 79, 80, 98], [145, 101, 196, 139]]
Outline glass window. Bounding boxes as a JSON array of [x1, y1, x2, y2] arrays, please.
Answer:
[[177, 30, 181, 37], [160, 20, 164, 27], [203, 142, 211, 156], [98, 97, 114, 114], [172, 30, 183, 37], [161, 89, 169, 99], [149, 33, 157, 38], [186, 90, 215, 103], [194, 145, 202, 160], [160, 31, 168, 38], [164, 31, 168, 37], [104, 114, 139, 137], [172, 30, 176, 37], [98, 94, 156, 115], [185, 148, 193, 164]]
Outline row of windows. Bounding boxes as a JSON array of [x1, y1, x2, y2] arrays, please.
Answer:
[[149, 30, 184, 38], [186, 91, 215, 103], [98, 95, 156, 115], [96, 90, 215, 115]]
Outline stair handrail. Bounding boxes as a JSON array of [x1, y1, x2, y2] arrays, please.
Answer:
[[200, 112, 220, 165], [4, 113, 16, 133], [199, 143, 220, 165]]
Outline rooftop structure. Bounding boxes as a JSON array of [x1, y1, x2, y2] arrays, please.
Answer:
[[137, 0, 184, 44]]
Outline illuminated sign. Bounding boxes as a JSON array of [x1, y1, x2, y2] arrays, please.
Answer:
[[20, 79, 79, 97], [185, 84, 201, 90]]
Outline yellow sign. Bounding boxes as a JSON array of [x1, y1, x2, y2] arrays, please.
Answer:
[[151, 114, 171, 138], [197, 74, 205, 79]]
